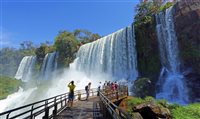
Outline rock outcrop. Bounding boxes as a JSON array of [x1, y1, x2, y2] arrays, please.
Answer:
[[133, 103, 171, 119], [174, 0, 200, 102], [133, 78, 154, 98], [119, 97, 172, 119]]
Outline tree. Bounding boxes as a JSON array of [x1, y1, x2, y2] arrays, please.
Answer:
[[134, 2, 158, 26], [73, 29, 101, 44], [54, 31, 79, 67], [19, 41, 36, 56], [35, 45, 48, 63]]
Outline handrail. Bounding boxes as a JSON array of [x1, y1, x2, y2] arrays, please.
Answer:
[[0, 86, 131, 119], [99, 86, 132, 119], [0, 88, 98, 119]]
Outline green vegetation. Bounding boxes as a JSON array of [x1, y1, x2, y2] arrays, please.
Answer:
[[0, 76, 22, 99], [0, 41, 36, 77], [172, 103, 200, 119], [19, 41, 36, 55], [35, 43, 55, 64], [159, 2, 173, 11], [73, 29, 101, 44], [128, 97, 145, 106], [54, 31, 79, 67], [134, 2, 173, 27], [0, 29, 101, 76], [53, 29, 101, 68], [134, 2, 158, 26], [128, 96, 155, 107], [128, 97, 200, 119]]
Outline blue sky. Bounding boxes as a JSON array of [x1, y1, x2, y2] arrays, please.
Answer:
[[0, 0, 140, 48]]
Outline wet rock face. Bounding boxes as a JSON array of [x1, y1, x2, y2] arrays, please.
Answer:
[[185, 73, 200, 102], [174, 0, 200, 102]]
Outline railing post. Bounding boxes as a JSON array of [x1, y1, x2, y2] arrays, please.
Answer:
[[116, 91, 119, 100], [30, 105, 34, 119], [53, 97, 57, 117], [119, 110, 121, 117], [60, 96, 63, 107], [126, 86, 129, 96], [78, 92, 81, 100], [64, 94, 67, 106], [43, 101, 49, 119], [6, 113, 10, 119], [92, 89, 94, 96]]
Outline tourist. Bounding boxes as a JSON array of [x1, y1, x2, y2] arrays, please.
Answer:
[[111, 82, 116, 91], [67, 81, 76, 108], [97, 82, 102, 96], [114, 81, 118, 90], [85, 82, 91, 100]]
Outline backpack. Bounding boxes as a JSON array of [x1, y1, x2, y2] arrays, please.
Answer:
[[85, 85, 88, 91]]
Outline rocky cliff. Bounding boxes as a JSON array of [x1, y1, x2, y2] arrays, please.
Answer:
[[135, 0, 200, 102], [174, 0, 200, 102], [135, 18, 161, 97]]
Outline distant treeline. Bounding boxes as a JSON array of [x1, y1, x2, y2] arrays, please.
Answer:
[[0, 29, 101, 77]]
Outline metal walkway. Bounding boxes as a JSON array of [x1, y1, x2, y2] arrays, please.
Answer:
[[0, 86, 131, 119]]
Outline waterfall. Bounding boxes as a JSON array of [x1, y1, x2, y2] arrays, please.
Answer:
[[75, 24, 138, 81], [40, 52, 58, 80], [15, 52, 58, 81], [15, 56, 36, 81], [1, 26, 138, 113], [156, 7, 189, 104]]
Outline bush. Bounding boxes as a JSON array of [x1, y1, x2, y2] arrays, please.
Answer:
[[145, 96, 155, 102]]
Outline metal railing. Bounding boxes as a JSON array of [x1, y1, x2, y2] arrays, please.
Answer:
[[0, 88, 98, 119], [99, 86, 132, 119], [0, 86, 131, 119]]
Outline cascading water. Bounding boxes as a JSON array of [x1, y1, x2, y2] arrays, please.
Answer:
[[156, 7, 189, 104], [40, 52, 58, 80], [75, 24, 138, 81], [15, 56, 36, 81]]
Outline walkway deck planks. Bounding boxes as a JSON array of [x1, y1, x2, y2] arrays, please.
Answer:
[[55, 97, 103, 119]]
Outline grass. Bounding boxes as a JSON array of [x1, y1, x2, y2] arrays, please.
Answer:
[[0, 76, 22, 100], [127, 97, 200, 119], [172, 103, 200, 119]]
